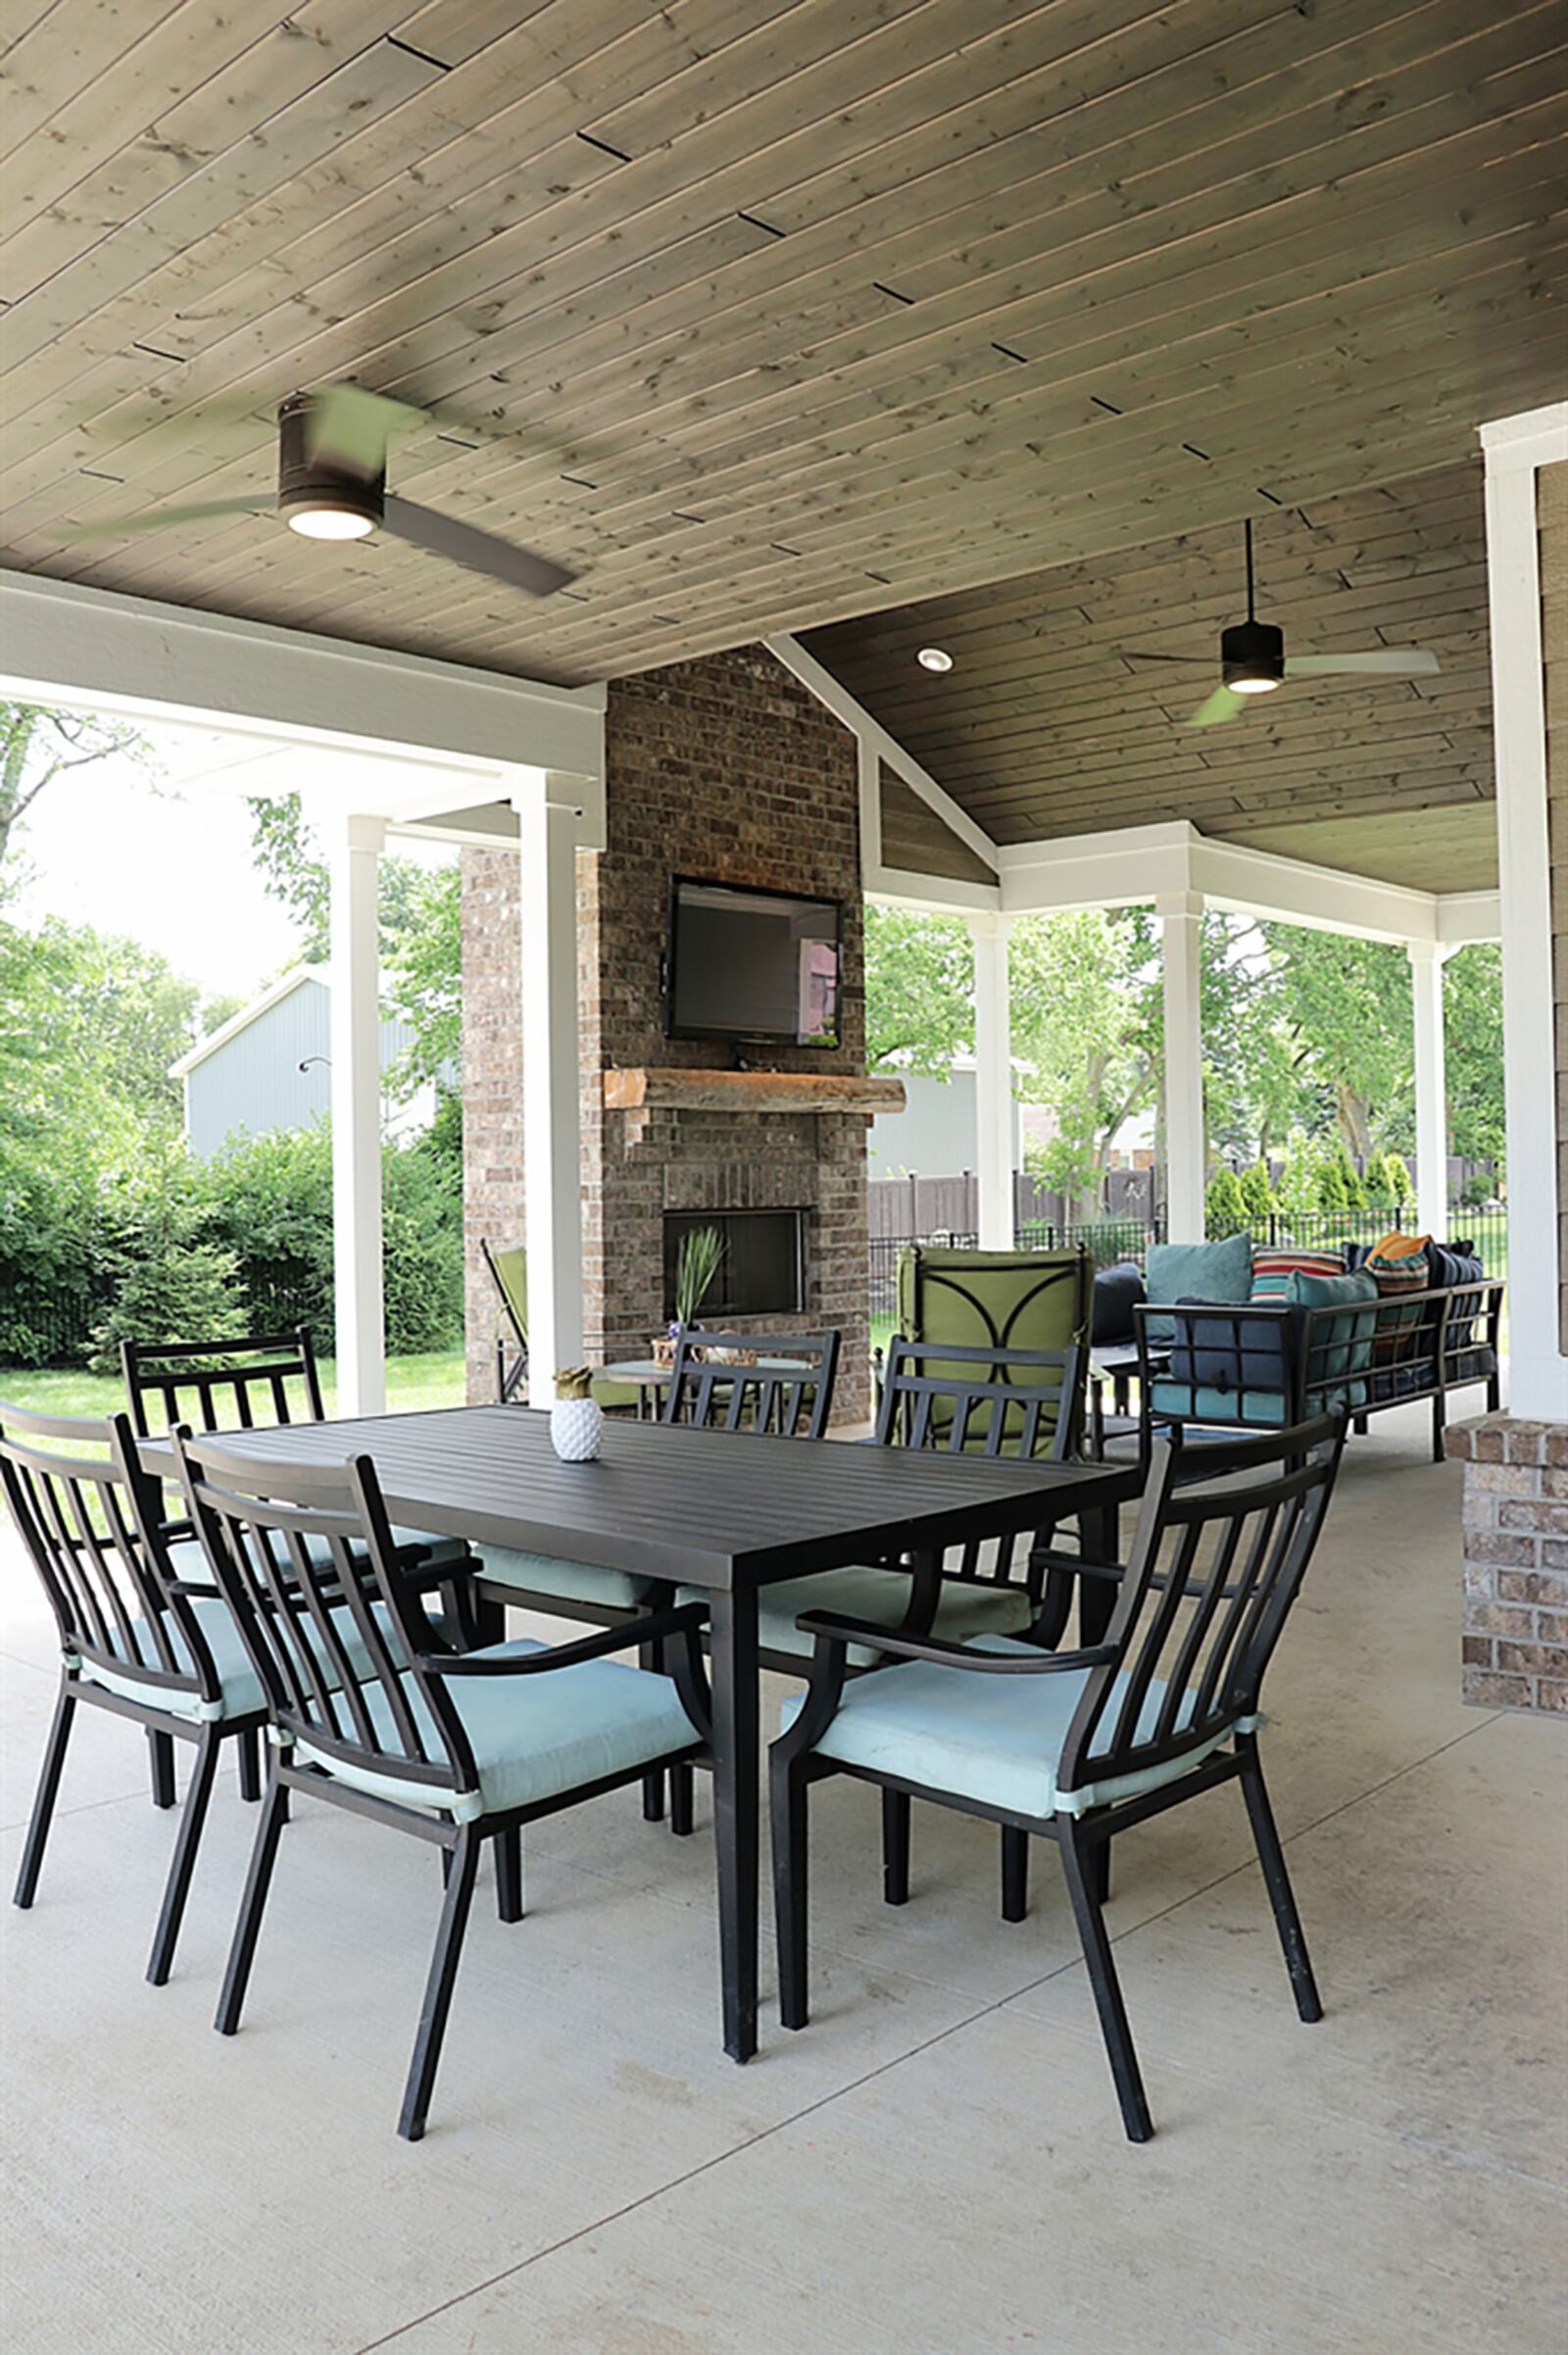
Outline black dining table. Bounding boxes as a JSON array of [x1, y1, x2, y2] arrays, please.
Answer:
[[147, 1403, 1141, 2061]]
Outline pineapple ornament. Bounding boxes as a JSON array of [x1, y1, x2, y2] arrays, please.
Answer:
[[550, 1367, 603, 1462]]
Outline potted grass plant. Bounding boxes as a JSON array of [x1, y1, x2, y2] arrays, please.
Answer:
[[656, 1224, 724, 1364]]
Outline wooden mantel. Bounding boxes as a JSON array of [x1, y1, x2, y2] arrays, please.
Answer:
[[603, 1067, 906, 1116]]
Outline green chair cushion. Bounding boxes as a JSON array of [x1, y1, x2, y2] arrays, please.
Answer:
[[778, 1635, 1259, 1819], [476, 1546, 657, 1611], [678, 1565, 1033, 1668], [295, 1638, 697, 1822]]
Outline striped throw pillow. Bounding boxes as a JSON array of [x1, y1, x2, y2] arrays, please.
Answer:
[[1251, 1247, 1347, 1302], [1363, 1234, 1432, 1358]]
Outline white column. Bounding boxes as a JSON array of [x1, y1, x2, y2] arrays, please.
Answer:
[[329, 813, 386, 1415], [1484, 413, 1568, 1418], [1408, 941, 1451, 1239], [1158, 891, 1206, 1243], [970, 911, 1014, 1248], [514, 783, 584, 1404]]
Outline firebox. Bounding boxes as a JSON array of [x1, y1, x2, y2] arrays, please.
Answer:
[[662, 1208, 806, 1322]]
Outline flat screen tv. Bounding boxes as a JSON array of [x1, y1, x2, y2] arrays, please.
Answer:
[[664, 877, 841, 1049]]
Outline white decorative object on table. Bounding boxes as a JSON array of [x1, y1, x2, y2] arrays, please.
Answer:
[[550, 1367, 602, 1462]]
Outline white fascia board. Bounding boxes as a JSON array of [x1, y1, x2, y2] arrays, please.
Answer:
[[866, 863, 1001, 914], [998, 821, 1197, 913], [1192, 837, 1438, 946], [1479, 403, 1568, 474], [1437, 889, 1502, 947], [999, 818, 1443, 946], [0, 569, 604, 786], [168, 963, 324, 1077], [764, 631, 1001, 875]]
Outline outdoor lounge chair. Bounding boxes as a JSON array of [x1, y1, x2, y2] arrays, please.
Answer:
[[770, 1412, 1348, 2142], [479, 1238, 638, 1412]]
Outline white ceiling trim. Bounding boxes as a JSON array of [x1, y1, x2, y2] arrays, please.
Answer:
[[764, 630, 1002, 875]]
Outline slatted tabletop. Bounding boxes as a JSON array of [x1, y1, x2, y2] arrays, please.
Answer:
[[152, 1403, 1140, 1591]]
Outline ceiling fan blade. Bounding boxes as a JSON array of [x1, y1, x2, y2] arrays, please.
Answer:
[[309, 384, 427, 475], [59, 496, 269, 542], [382, 494, 577, 597], [1118, 649, 1210, 664], [1284, 649, 1441, 677], [1188, 684, 1246, 728]]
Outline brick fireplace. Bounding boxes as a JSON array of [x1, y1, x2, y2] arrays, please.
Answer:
[[461, 644, 871, 1425]]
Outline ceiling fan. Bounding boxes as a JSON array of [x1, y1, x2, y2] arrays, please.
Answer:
[[1120, 518, 1439, 726], [62, 383, 578, 599]]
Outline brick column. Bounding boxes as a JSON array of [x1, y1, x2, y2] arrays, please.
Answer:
[[1446, 1414, 1568, 1713]]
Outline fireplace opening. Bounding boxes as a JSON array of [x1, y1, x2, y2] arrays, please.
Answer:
[[663, 1208, 806, 1322]]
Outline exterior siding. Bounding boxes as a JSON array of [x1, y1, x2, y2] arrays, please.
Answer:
[[184, 975, 417, 1159]]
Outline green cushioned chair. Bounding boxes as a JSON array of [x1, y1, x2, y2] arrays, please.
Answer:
[[770, 1413, 1349, 2144], [480, 1238, 638, 1413], [891, 1245, 1092, 1451]]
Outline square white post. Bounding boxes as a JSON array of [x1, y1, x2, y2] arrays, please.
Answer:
[[1158, 890, 1205, 1244], [970, 911, 1014, 1248], [329, 813, 386, 1415], [1408, 941, 1451, 1240], [1483, 413, 1568, 1418], [514, 782, 584, 1403]]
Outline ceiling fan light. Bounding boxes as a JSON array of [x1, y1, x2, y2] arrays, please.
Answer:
[[1220, 617, 1285, 693], [286, 503, 376, 541]]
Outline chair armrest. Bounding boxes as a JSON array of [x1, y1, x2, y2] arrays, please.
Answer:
[[1027, 1545, 1126, 1587], [796, 1608, 1117, 1674], [417, 1600, 708, 1678]]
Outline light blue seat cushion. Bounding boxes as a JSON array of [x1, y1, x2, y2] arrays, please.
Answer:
[[477, 1546, 657, 1611], [778, 1636, 1258, 1819], [389, 1525, 469, 1569], [78, 1593, 430, 1727], [677, 1567, 1034, 1668], [295, 1638, 697, 1822]]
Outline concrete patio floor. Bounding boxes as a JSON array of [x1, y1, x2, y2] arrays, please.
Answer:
[[1, 1400, 1563, 2355]]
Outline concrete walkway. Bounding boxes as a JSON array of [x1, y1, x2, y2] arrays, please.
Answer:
[[1, 1401, 1563, 2355]]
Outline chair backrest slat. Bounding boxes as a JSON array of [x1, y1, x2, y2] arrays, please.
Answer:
[[1058, 1417, 1346, 1806], [174, 1435, 473, 1807], [876, 1341, 1084, 1464], [122, 1329, 323, 1440], [0, 1401, 220, 1706], [664, 1329, 840, 1441]]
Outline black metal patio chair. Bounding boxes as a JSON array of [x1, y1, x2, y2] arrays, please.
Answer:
[[173, 1429, 709, 2141], [0, 1401, 270, 1985], [770, 1411, 1348, 2142]]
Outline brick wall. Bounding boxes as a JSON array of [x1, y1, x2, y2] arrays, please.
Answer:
[[1446, 1414, 1568, 1713], [586, 644, 868, 1424], [461, 643, 869, 1423]]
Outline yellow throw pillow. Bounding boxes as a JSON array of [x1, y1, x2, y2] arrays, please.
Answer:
[[1370, 1230, 1431, 1261]]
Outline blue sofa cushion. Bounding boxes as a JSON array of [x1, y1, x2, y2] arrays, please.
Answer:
[[1092, 1262, 1146, 1346], [778, 1635, 1260, 1820], [1144, 1235, 1253, 1343], [1289, 1267, 1380, 1386], [1168, 1300, 1293, 1396]]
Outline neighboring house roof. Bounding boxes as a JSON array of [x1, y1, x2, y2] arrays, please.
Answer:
[[169, 964, 328, 1080]]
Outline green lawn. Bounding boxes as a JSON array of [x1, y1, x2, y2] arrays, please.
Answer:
[[0, 1349, 468, 1423]]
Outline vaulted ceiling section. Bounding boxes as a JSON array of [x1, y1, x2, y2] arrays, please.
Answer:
[[0, 1, 1560, 701], [804, 463, 1501, 887]]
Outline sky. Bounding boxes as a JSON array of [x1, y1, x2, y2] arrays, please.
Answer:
[[12, 724, 454, 1006]]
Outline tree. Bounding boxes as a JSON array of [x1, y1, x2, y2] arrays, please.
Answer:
[[1239, 1157, 1275, 1221], [0, 702, 149, 879], [246, 790, 463, 1108], [1008, 910, 1160, 1217], [862, 904, 974, 1073], [1263, 925, 1413, 1160], [1443, 944, 1505, 1166], [1205, 1166, 1249, 1236]]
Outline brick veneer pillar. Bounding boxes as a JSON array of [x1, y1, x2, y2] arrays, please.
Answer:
[[1446, 1414, 1568, 1713]]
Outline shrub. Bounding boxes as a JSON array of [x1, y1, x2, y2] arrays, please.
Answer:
[[1204, 1167, 1250, 1237], [1239, 1158, 1275, 1222], [89, 1154, 250, 1373]]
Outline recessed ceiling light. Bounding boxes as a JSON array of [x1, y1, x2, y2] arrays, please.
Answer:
[[916, 646, 953, 672]]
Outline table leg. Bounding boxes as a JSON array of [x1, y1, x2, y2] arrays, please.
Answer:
[[710, 1585, 760, 2063]]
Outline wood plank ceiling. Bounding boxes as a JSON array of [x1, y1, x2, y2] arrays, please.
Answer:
[[0, 2, 1561, 692], [804, 462, 1502, 887]]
